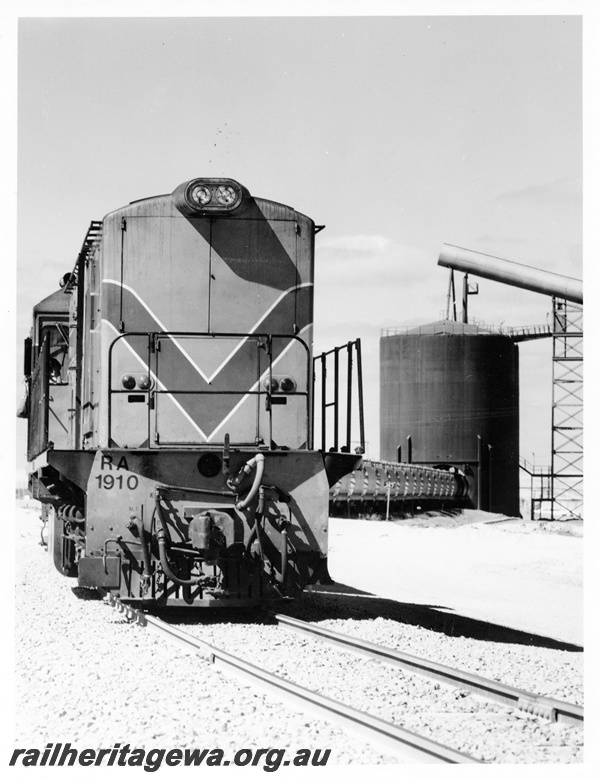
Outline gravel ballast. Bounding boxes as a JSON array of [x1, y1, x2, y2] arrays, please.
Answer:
[[184, 602, 583, 764], [14, 505, 396, 764], [13, 502, 583, 764]]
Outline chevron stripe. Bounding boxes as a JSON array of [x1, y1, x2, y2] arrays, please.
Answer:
[[103, 278, 312, 382], [102, 319, 210, 440], [103, 281, 312, 441]]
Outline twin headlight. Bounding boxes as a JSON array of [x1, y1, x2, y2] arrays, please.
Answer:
[[173, 178, 243, 214], [189, 183, 239, 208]]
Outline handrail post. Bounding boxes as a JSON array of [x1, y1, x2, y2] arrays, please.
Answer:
[[346, 342, 353, 451], [333, 347, 339, 452], [356, 339, 365, 451], [320, 352, 327, 451]]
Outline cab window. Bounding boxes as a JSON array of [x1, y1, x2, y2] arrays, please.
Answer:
[[37, 319, 69, 384]]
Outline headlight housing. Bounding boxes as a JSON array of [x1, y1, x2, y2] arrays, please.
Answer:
[[173, 178, 244, 215]]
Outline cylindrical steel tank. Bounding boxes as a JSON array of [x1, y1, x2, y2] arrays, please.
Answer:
[[380, 321, 520, 516]]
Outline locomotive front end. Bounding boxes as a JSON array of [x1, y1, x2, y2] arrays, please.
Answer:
[[26, 177, 345, 608], [73, 445, 329, 607]]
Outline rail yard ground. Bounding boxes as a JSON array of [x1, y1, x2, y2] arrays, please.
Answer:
[[10, 500, 584, 766], [327, 509, 583, 647]]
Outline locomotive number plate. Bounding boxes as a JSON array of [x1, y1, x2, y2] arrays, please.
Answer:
[[94, 454, 139, 491]]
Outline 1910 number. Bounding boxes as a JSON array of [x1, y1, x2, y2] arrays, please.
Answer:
[[95, 474, 139, 491]]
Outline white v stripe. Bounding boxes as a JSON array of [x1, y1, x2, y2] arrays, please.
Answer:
[[102, 320, 209, 440], [205, 324, 311, 442], [102, 319, 312, 444], [102, 278, 313, 383]]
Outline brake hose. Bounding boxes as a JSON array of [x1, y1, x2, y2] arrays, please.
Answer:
[[230, 453, 266, 510]]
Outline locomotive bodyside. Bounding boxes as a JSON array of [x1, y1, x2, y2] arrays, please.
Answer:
[[25, 178, 345, 607]]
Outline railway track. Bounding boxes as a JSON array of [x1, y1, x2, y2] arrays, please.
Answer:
[[104, 594, 476, 763], [103, 595, 583, 763], [274, 613, 584, 727]]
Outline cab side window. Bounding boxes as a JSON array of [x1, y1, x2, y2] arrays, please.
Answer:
[[38, 320, 69, 384]]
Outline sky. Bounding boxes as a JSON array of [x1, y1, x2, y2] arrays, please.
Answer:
[[8, 6, 585, 483]]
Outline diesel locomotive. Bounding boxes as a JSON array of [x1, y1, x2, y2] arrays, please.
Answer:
[[22, 177, 359, 608]]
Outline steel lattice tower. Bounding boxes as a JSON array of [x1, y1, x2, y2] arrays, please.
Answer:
[[551, 298, 583, 519]]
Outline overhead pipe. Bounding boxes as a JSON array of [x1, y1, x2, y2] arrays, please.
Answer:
[[438, 244, 583, 304]]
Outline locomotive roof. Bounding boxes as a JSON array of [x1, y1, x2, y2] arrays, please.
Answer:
[[33, 288, 70, 316], [103, 189, 302, 221]]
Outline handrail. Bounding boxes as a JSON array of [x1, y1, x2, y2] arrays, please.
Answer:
[[106, 330, 311, 448]]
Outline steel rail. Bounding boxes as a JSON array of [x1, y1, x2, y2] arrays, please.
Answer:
[[103, 594, 480, 764], [274, 613, 583, 727]]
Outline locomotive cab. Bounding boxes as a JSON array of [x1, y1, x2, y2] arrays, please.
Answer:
[[24, 288, 72, 455]]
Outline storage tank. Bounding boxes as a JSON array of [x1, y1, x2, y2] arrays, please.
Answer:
[[380, 321, 520, 516]]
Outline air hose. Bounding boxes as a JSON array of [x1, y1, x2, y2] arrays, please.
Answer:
[[153, 502, 205, 587], [228, 453, 266, 510]]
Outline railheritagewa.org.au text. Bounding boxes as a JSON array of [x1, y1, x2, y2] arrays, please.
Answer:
[[9, 743, 331, 772]]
